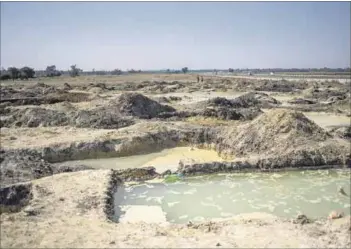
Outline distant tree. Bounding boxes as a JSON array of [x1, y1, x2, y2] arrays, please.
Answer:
[[95, 70, 107, 75], [46, 65, 61, 77], [181, 67, 188, 74], [228, 68, 234, 73], [166, 69, 170, 74], [7, 67, 20, 81], [69, 65, 81, 77], [128, 69, 141, 74], [111, 69, 123, 75], [19, 67, 35, 79], [0, 70, 11, 80]]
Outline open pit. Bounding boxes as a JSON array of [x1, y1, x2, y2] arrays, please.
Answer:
[[61, 147, 227, 173], [114, 169, 351, 224]]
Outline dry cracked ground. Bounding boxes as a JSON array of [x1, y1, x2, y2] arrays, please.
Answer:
[[0, 74, 350, 248]]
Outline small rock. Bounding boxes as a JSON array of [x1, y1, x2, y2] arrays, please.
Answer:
[[328, 211, 344, 219], [9, 136, 17, 140], [338, 186, 348, 196], [293, 214, 311, 225], [187, 221, 193, 227], [23, 206, 39, 216], [109, 241, 115, 245], [161, 170, 172, 177], [59, 197, 65, 201], [216, 242, 221, 247]]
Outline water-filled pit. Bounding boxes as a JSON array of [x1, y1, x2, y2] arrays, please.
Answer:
[[114, 169, 350, 224], [62, 147, 226, 173]]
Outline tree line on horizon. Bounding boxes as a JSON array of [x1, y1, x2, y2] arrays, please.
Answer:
[[0, 65, 190, 80], [1, 65, 350, 81]]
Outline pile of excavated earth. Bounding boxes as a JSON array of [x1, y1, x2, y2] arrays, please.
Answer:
[[0, 77, 350, 248]]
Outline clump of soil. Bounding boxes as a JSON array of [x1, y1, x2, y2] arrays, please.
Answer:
[[0, 182, 32, 213], [110, 93, 176, 118], [63, 82, 72, 91], [113, 167, 159, 182]]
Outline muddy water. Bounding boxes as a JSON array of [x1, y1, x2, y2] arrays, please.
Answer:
[[114, 169, 351, 224], [63, 147, 224, 173]]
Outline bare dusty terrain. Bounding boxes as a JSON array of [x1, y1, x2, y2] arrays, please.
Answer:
[[1, 74, 350, 248]]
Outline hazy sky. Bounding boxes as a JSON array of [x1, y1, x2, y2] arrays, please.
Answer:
[[1, 2, 350, 70]]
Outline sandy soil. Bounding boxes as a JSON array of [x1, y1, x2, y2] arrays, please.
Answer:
[[0, 126, 123, 149], [1, 170, 350, 248]]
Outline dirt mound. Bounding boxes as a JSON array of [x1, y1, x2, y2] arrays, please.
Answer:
[[0, 149, 53, 187], [217, 109, 330, 157], [111, 93, 176, 118], [231, 92, 281, 108], [50, 101, 77, 112], [329, 126, 351, 140], [288, 98, 317, 105], [254, 79, 308, 92], [1, 106, 135, 129], [328, 96, 351, 114], [72, 108, 135, 129], [0, 149, 92, 187], [199, 107, 244, 120], [25, 82, 65, 95], [195, 92, 280, 109], [190, 96, 265, 121], [87, 83, 113, 93], [1, 82, 92, 106], [303, 87, 349, 101], [1, 108, 70, 128]]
